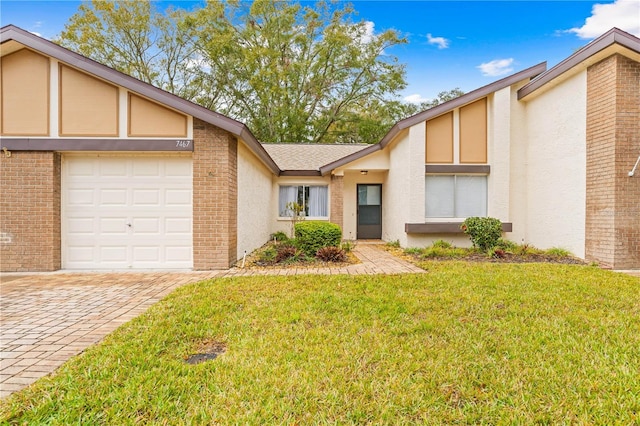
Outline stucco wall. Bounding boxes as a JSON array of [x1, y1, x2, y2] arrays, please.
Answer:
[[522, 71, 587, 257], [237, 142, 274, 259]]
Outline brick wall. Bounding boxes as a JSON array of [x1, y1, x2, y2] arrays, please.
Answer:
[[0, 152, 61, 271], [193, 118, 238, 269], [613, 55, 640, 269], [330, 175, 344, 230], [586, 54, 640, 269]]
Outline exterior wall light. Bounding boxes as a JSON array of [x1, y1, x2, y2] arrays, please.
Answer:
[[360, 170, 368, 175]]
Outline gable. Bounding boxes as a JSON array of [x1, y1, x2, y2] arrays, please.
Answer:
[[1, 48, 49, 135]]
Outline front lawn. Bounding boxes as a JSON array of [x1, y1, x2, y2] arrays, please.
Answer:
[[2, 263, 639, 423]]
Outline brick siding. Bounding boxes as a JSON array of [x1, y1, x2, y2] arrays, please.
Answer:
[[0, 152, 61, 271], [586, 54, 640, 269], [193, 118, 238, 269], [330, 175, 344, 230]]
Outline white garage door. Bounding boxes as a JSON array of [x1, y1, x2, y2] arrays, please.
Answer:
[[63, 155, 192, 269]]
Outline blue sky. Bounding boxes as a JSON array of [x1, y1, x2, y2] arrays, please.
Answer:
[[2, 0, 639, 103]]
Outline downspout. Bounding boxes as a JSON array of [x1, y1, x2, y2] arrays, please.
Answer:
[[629, 154, 640, 177]]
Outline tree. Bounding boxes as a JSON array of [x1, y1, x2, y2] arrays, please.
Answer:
[[56, 1, 221, 108], [191, 0, 407, 143], [402, 87, 466, 117], [56, 0, 408, 144]]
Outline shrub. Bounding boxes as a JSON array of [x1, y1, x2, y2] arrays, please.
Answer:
[[495, 238, 518, 251], [276, 244, 301, 263], [271, 231, 290, 242], [546, 247, 572, 257], [258, 246, 277, 264], [461, 217, 502, 251], [340, 240, 355, 253], [294, 221, 342, 257], [316, 246, 347, 262], [432, 239, 453, 249], [386, 240, 401, 248]]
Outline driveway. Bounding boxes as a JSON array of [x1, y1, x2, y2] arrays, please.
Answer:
[[1, 243, 423, 399], [0, 271, 219, 398]]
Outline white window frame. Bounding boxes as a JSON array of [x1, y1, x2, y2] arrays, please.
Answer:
[[425, 174, 488, 220], [278, 185, 329, 220]]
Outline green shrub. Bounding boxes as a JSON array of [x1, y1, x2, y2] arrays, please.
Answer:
[[271, 231, 290, 242], [431, 239, 453, 249], [495, 238, 518, 251], [258, 246, 277, 264], [340, 240, 355, 253], [386, 240, 401, 248], [461, 217, 502, 251], [422, 246, 467, 259], [316, 246, 347, 262], [546, 247, 572, 257], [404, 247, 422, 256], [294, 221, 342, 257]]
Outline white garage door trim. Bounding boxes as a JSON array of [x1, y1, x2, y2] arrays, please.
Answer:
[[62, 153, 193, 270]]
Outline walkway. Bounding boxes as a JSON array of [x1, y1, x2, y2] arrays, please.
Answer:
[[0, 243, 422, 398]]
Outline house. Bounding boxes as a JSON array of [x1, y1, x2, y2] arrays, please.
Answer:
[[1, 25, 638, 272]]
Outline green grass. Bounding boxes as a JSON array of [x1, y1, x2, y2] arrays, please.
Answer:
[[2, 264, 639, 424]]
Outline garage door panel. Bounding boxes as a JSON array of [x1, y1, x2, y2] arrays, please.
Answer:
[[63, 155, 192, 269], [165, 188, 191, 206], [99, 217, 129, 234], [100, 160, 127, 176], [132, 218, 160, 233], [100, 189, 128, 205], [165, 217, 191, 234], [68, 189, 95, 206], [133, 189, 160, 206]]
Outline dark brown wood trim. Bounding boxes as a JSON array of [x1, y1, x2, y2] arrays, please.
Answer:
[[425, 164, 490, 174], [405, 222, 512, 234], [0, 138, 194, 151], [279, 170, 322, 177]]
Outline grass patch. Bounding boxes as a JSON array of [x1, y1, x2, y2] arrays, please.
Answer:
[[2, 265, 639, 423]]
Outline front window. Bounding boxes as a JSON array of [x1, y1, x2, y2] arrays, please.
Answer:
[[279, 185, 328, 218], [425, 175, 487, 218]]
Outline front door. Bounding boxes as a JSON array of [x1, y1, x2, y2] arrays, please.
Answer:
[[357, 184, 382, 239]]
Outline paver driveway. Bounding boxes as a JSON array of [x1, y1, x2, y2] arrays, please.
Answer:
[[1, 243, 424, 398]]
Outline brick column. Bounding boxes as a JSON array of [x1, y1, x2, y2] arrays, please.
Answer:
[[192, 119, 238, 269], [586, 54, 640, 269], [0, 152, 61, 271], [330, 174, 344, 230]]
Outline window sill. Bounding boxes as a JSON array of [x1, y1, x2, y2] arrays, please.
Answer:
[[405, 222, 512, 234]]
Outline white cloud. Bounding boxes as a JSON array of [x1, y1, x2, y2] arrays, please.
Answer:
[[477, 58, 514, 77], [361, 21, 375, 44], [404, 94, 430, 104], [427, 33, 450, 49], [567, 0, 640, 39], [29, 31, 42, 37]]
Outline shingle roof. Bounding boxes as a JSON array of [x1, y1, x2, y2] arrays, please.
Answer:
[[262, 143, 369, 175]]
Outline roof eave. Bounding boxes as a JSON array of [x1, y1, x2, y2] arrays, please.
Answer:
[[318, 62, 547, 175], [1, 24, 281, 175], [518, 28, 640, 100]]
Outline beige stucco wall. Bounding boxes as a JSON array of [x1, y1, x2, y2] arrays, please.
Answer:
[[237, 142, 274, 259], [2, 46, 194, 140], [1, 48, 49, 135], [128, 94, 188, 137], [519, 71, 587, 257], [59, 64, 119, 136]]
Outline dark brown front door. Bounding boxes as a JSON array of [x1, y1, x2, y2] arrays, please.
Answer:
[[357, 184, 382, 239]]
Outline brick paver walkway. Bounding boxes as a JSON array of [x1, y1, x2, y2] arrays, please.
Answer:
[[0, 243, 422, 398]]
